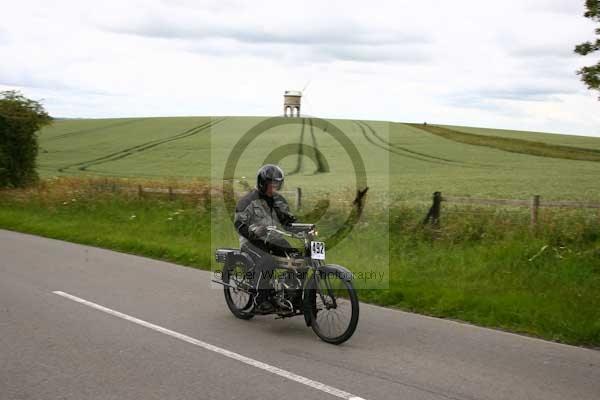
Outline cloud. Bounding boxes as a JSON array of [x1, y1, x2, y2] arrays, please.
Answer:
[[481, 86, 577, 102], [107, 16, 413, 45], [184, 40, 432, 65], [0, 68, 117, 97], [444, 83, 580, 120], [95, 1, 426, 45], [524, 0, 585, 16], [0, 28, 7, 45], [0, 70, 73, 92], [93, 4, 432, 63], [309, 44, 431, 63], [509, 45, 578, 59]]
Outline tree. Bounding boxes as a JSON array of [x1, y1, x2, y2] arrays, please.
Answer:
[[574, 0, 600, 99], [0, 91, 52, 188]]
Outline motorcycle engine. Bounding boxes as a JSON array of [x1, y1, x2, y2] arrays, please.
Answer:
[[273, 274, 302, 311]]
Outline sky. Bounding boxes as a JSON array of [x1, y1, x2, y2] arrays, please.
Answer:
[[1, 0, 599, 136]]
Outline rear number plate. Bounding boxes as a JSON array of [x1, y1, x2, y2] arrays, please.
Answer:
[[311, 241, 325, 260]]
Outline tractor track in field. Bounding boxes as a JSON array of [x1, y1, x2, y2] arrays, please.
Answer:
[[45, 119, 145, 141], [353, 121, 448, 165], [288, 118, 305, 175], [288, 118, 329, 175], [57, 118, 224, 173], [308, 118, 328, 174], [354, 120, 479, 167], [359, 121, 460, 163]]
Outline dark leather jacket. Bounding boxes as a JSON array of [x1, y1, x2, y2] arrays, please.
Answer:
[[234, 189, 297, 251]]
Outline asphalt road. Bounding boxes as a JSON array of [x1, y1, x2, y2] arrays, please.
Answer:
[[1, 229, 599, 400]]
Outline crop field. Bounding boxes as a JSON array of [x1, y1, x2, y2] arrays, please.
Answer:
[[38, 116, 600, 201]]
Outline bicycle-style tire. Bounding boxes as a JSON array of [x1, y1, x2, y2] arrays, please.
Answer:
[[222, 254, 255, 320], [306, 273, 359, 344]]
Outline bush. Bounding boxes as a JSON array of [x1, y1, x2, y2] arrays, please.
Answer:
[[0, 91, 52, 188]]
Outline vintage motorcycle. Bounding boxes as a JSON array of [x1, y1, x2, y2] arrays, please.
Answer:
[[213, 223, 359, 345]]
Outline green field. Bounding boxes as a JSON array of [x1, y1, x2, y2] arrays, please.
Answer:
[[38, 116, 600, 201]]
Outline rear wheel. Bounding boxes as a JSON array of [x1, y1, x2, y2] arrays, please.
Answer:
[[306, 271, 359, 344], [222, 255, 255, 320]]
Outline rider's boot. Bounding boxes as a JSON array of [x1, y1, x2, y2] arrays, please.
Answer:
[[254, 289, 275, 314]]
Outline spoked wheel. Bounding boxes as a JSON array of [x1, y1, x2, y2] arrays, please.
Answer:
[[307, 271, 359, 344], [222, 255, 255, 320]]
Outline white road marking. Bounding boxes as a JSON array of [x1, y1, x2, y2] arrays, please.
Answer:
[[53, 291, 366, 400]]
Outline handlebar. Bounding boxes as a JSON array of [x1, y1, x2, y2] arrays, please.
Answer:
[[266, 226, 293, 237], [266, 224, 316, 240]]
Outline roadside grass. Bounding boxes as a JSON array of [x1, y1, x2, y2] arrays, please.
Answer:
[[410, 123, 600, 162], [1, 178, 599, 347], [0, 178, 212, 267], [363, 205, 600, 345]]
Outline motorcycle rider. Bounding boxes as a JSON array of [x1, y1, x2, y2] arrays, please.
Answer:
[[234, 164, 298, 312]]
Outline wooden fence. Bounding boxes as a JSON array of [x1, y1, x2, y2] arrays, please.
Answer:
[[423, 191, 600, 227], [106, 184, 303, 209]]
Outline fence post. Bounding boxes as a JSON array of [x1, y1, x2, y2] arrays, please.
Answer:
[[168, 186, 174, 201], [295, 187, 302, 210], [432, 191, 442, 225], [531, 195, 540, 227], [138, 185, 143, 199], [423, 191, 442, 226]]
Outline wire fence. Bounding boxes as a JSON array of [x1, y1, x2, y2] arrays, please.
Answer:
[[423, 191, 600, 227]]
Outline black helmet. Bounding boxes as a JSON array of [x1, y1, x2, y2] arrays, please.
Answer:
[[257, 164, 284, 193]]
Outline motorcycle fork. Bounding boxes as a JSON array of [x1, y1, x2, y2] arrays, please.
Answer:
[[314, 266, 338, 310]]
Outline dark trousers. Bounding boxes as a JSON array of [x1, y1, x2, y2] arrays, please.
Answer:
[[241, 239, 295, 291]]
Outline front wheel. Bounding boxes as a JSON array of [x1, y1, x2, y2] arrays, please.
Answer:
[[306, 272, 359, 344]]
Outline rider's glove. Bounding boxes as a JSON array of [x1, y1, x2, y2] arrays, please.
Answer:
[[248, 224, 267, 240]]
